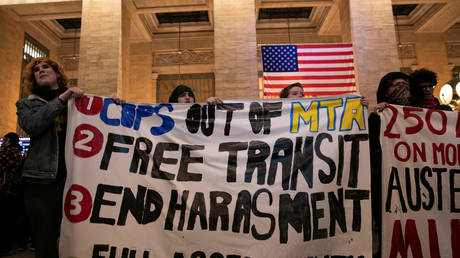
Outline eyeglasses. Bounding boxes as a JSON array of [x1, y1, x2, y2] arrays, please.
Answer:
[[420, 83, 435, 89], [391, 81, 409, 87]]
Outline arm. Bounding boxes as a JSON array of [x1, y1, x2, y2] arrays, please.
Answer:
[[17, 87, 84, 137], [16, 97, 67, 137]]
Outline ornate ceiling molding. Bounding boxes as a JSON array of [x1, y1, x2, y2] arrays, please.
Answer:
[[153, 49, 214, 66], [446, 42, 460, 57]]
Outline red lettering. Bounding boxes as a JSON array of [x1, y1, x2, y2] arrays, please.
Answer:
[[384, 105, 400, 139], [394, 141, 411, 162], [389, 219, 423, 258], [428, 219, 440, 258], [458, 145, 460, 167], [404, 107, 424, 135], [432, 143, 445, 165], [426, 109, 447, 135], [446, 144, 457, 166], [452, 219, 460, 258], [390, 220, 407, 258], [413, 143, 426, 162]]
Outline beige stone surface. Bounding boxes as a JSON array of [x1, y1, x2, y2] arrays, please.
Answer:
[[125, 42, 156, 103], [341, 0, 400, 107], [0, 8, 24, 136], [0, 0, 77, 5], [414, 33, 451, 97], [78, 0, 127, 97], [214, 0, 259, 100]]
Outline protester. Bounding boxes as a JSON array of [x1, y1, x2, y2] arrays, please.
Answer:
[[0, 132, 24, 256], [369, 71, 423, 257], [280, 82, 304, 98], [169, 85, 195, 103], [169, 84, 223, 104], [16, 57, 84, 258], [410, 68, 451, 110], [373, 71, 423, 112]]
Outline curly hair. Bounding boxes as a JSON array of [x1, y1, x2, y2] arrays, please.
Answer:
[[410, 68, 437, 86], [280, 82, 303, 98], [22, 57, 68, 95]]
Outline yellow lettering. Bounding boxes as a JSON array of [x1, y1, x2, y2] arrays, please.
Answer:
[[290, 101, 319, 133], [319, 99, 343, 130], [340, 98, 365, 131]]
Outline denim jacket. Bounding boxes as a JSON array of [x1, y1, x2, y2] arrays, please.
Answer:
[[16, 94, 66, 182]]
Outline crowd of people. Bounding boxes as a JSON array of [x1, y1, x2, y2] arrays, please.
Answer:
[[0, 57, 455, 258]]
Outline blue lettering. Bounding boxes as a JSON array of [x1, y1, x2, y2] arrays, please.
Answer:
[[100, 98, 120, 126], [134, 105, 154, 130], [121, 104, 136, 128], [99, 98, 174, 136], [151, 104, 174, 136]]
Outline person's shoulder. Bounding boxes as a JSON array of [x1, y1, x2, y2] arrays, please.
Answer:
[[436, 104, 452, 111], [16, 95, 43, 106]]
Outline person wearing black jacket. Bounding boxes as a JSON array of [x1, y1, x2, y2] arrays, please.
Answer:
[[369, 71, 422, 257], [0, 132, 24, 256], [410, 68, 451, 111]]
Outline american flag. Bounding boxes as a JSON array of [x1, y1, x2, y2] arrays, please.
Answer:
[[261, 43, 356, 97]]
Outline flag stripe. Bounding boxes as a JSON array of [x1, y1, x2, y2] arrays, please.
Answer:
[[297, 51, 354, 56], [298, 59, 354, 64], [263, 82, 356, 89], [264, 90, 356, 96], [264, 75, 355, 80], [297, 47, 353, 53], [299, 63, 354, 68], [297, 44, 353, 48], [265, 71, 354, 76], [264, 79, 356, 85], [298, 55, 354, 60], [297, 67, 355, 72]]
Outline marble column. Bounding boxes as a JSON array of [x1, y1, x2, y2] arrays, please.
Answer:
[[339, 0, 400, 105], [213, 0, 259, 99], [78, 0, 131, 97]]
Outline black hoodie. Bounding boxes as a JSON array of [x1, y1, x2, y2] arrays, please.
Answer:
[[168, 85, 195, 103]]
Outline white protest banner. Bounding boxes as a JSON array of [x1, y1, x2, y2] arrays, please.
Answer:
[[60, 95, 372, 258], [380, 105, 460, 258]]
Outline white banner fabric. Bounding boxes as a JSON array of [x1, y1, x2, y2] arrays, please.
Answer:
[[60, 95, 372, 258], [380, 105, 460, 258]]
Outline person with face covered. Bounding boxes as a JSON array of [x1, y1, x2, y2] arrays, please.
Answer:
[[373, 72, 422, 112], [16, 57, 84, 258], [369, 71, 422, 257]]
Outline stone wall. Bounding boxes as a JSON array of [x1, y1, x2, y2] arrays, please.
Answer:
[[0, 8, 24, 136]]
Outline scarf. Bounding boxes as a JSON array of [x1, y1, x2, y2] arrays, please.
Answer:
[[387, 85, 413, 106]]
